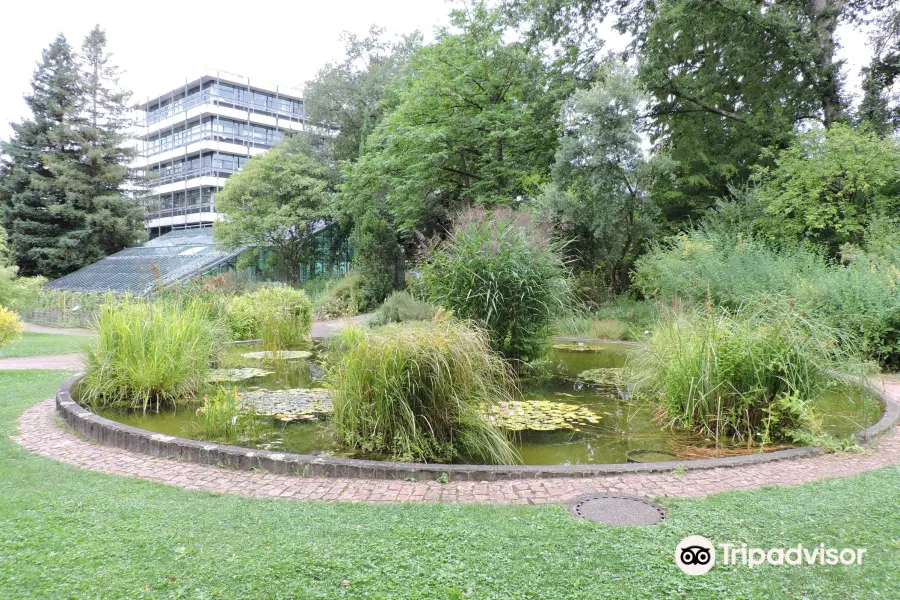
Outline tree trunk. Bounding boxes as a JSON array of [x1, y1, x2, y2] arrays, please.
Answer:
[[805, 0, 844, 127]]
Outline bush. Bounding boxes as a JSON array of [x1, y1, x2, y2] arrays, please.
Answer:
[[79, 298, 226, 413], [351, 211, 403, 307], [634, 230, 900, 368], [371, 291, 438, 326], [0, 305, 24, 348], [327, 320, 519, 464], [416, 208, 573, 363], [310, 272, 366, 320], [224, 286, 312, 346], [629, 301, 873, 446]]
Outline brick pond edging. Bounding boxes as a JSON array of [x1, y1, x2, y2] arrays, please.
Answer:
[[45, 374, 900, 484]]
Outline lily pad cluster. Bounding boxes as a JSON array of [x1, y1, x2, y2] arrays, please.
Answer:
[[551, 343, 606, 353], [241, 350, 313, 361], [483, 400, 601, 431], [239, 388, 333, 422], [207, 368, 274, 383], [575, 368, 625, 387]]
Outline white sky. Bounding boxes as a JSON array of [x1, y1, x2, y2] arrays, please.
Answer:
[[0, 0, 873, 143]]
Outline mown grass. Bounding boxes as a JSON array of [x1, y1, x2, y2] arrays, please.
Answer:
[[0, 332, 92, 358], [1, 371, 898, 599]]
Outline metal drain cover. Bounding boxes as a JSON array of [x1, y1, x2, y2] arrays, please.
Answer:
[[568, 494, 666, 526]]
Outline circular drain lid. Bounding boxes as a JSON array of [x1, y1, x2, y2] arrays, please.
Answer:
[[568, 494, 666, 526]]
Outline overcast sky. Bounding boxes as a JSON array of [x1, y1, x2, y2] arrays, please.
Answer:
[[0, 0, 874, 143]]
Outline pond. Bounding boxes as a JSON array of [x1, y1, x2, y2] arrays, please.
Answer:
[[95, 341, 884, 466]]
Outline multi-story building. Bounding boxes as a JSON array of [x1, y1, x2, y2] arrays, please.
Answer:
[[134, 69, 307, 237]]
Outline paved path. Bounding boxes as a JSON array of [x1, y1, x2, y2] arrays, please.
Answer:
[[13, 382, 900, 504], [0, 354, 86, 371], [23, 323, 94, 336], [310, 314, 372, 339]]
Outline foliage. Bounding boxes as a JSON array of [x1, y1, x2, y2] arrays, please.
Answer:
[[634, 229, 900, 368], [371, 291, 438, 326], [484, 399, 600, 431], [0, 32, 143, 279], [0, 226, 46, 311], [192, 387, 268, 444], [350, 210, 403, 306], [303, 26, 422, 162], [327, 321, 519, 464], [79, 298, 225, 413], [416, 208, 573, 363], [309, 271, 366, 320], [214, 134, 338, 284], [342, 3, 562, 241], [753, 124, 900, 254], [629, 302, 872, 445], [0, 306, 24, 348], [537, 63, 669, 292], [224, 286, 312, 346]]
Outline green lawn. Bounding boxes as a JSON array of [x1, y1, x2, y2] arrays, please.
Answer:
[[0, 371, 897, 599], [0, 332, 91, 359]]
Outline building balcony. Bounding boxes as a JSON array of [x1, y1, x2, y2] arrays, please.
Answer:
[[146, 89, 304, 126]]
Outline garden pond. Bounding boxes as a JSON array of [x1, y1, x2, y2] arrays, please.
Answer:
[[95, 341, 884, 465]]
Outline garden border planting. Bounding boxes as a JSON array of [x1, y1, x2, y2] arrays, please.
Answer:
[[55, 373, 899, 482]]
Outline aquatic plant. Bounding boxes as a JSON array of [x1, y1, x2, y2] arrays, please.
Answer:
[[327, 320, 519, 464], [193, 387, 268, 444], [80, 297, 226, 413], [483, 400, 600, 431], [628, 300, 874, 445]]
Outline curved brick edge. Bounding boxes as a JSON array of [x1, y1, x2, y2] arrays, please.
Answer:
[[52, 373, 900, 482]]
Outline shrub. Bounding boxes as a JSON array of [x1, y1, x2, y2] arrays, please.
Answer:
[[629, 301, 873, 446], [224, 286, 312, 346], [327, 320, 519, 464], [351, 211, 403, 307], [0, 305, 24, 348], [80, 298, 226, 413], [371, 291, 438, 326], [310, 272, 365, 320], [634, 230, 900, 368], [416, 208, 573, 363]]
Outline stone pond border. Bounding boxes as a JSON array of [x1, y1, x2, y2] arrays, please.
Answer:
[[54, 373, 900, 482]]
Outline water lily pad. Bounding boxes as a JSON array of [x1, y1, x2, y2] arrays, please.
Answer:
[[552, 343, 607, 353], [239, 388, 333, 421], [482, 400, 601, 432], [207, 368, 274, 383], [241, 350, 313, 361], [576, 368, 625, 387]]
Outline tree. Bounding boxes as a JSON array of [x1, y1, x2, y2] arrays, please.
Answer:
[[538, 64, 671, 293], [0, 30, 142, 279], [343, 3, 562, 241], [213, 135, 336, 284], [303, 26, 422, 163], [508, 0, 882, 223], [859, 5, 900, 134], [753, 123, 900, 255]]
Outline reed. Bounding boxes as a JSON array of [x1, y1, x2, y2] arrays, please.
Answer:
[[327, 320, 519, 464]]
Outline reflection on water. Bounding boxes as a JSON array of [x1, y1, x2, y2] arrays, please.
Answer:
[[96, 341, 884, 465]]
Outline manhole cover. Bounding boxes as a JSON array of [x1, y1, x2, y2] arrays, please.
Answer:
[[568, 494, 666, 526]]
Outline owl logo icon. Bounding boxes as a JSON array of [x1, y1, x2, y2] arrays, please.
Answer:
[[675, 536, 716, 575]]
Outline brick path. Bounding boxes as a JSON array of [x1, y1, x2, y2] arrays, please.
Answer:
[[13, 380, 900, 504]]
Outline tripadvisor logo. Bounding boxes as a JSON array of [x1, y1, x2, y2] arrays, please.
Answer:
[[675, 536, 867, 576]]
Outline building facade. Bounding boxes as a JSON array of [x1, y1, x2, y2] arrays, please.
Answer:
[[134, 69, 307, 237]]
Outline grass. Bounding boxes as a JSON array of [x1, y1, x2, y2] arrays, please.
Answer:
[[79, 298, 226, 413], [0, 332, 92, 358], [0, 370, 898, 598], [328, 321, 519, 464]]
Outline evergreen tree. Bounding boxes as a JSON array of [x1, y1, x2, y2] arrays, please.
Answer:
[[0, 29, 142, 280]]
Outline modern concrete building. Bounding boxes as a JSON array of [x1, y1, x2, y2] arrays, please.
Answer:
[[134, 69, 307, 237]]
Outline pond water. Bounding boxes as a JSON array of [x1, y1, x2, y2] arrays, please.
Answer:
[[96, 341, 884, 466]]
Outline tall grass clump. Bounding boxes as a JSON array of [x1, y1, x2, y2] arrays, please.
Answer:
[[327, 320, 519, 464], [225, 286, 312, 347], [416, 207, 573, 363], [629, 300, 874, 446], [192, 387, 268, 444], [80, 297, 225, 413]]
